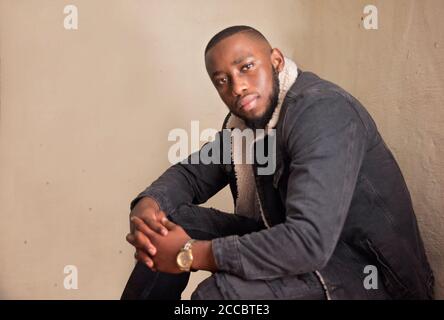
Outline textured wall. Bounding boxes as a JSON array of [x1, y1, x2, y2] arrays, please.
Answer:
[[0, 0, 442, 299]]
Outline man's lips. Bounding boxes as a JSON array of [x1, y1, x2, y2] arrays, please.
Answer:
[[237, 94, 259, 111]]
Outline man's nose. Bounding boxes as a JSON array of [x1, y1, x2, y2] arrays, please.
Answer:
[[231, 77, 247, 97]]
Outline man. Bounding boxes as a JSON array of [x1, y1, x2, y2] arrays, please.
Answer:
[[122, 26, 434, 300]]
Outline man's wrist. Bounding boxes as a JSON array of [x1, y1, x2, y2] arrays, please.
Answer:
[[191, 240, 218, 273], [135, 196, 160, 212]]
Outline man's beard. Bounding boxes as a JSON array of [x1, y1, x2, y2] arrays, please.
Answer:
[[243, 67, 280, 130]]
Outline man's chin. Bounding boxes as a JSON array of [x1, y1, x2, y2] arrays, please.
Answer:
[[236, 114, 263, 128], [235, 109, 266, 125], [231, 101, 276, 129], [245, 116, 269, 129]]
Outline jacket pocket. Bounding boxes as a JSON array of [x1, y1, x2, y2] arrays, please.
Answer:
[[364, 239, 410, 298]]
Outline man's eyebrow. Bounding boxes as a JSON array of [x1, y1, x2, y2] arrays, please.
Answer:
[[232, 55, 254, 65], [211, 55, 255, 78], [211, 70, 224, 78]]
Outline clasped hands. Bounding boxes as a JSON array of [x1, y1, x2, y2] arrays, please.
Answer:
[[125, 197, 191, 274]]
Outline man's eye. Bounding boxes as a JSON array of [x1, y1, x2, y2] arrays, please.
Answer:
[[241, 63, 254, 71], [216, 78, 227, 85]]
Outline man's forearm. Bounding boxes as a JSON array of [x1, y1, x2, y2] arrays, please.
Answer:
[[191, 240, 218, 273]]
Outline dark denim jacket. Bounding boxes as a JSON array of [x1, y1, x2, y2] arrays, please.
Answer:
[[131, 70, 434, 299]]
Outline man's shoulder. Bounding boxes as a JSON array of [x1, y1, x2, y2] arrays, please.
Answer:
[[279, 70, 378, 143], [281, 71, 355, 125], [286, 70, 353, 106]]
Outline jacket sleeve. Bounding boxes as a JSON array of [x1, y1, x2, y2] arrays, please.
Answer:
[[130, 131, 229, 214], [211, 94, 368, 280]]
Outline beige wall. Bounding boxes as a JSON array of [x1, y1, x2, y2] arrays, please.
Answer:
[[0, 0, 442, 299]]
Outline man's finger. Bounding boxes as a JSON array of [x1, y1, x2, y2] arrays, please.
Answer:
[[126, 233, 135, 245], [161, 217, 177, 231], [135, 249, 154, 268], [129, 230, 157, 256], [134, 230, 157, 255], [130, 221, 134, 234], [139, 215, 168, 236], [132, 217, 162, 239]]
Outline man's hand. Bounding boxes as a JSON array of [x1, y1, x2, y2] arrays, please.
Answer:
[[126, 197, 169, 270], [128, 216, 191, 274]]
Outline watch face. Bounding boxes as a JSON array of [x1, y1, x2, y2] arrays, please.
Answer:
[[177, 251, 192, 268]]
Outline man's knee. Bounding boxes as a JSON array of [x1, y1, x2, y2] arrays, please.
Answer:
[[168, 203, 193, 221], [167, 203, 196, 231], [167, 203, 219, 240]]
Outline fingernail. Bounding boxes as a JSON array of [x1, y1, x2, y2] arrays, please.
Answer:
[[162, 229, 168, 236]]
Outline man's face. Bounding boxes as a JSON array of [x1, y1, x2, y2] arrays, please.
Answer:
[[205, 33, 284, 128]]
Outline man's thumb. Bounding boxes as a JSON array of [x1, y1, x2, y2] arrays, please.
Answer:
[[161, 217, 176, 230]]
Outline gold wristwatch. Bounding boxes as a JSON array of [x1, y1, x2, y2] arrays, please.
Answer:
[[176, 239, 197, 272]]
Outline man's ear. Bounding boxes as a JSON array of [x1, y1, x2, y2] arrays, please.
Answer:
[[270, 48, 285, 72]]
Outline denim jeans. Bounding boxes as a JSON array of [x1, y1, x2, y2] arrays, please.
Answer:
[[120, 203, 327, 300]]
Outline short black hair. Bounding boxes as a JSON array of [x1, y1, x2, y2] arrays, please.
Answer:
[[204, 25, 269, 55]]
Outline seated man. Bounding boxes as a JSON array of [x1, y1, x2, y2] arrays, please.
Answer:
[[122, 26, 434, 300]]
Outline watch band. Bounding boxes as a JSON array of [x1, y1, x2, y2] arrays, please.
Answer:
[[183, 239, 196, 250]]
